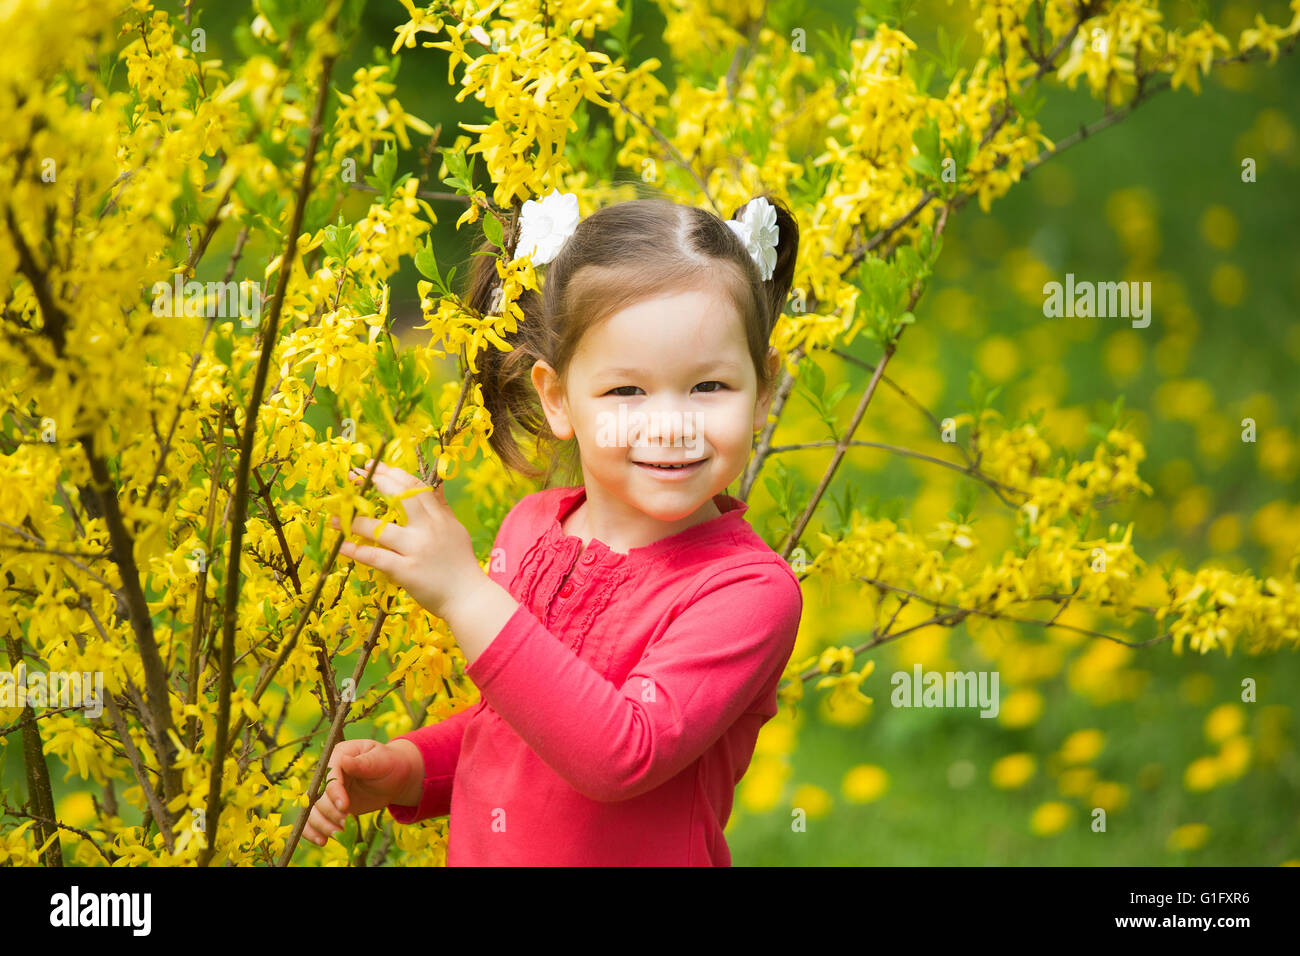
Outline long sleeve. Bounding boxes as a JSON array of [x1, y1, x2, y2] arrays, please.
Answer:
[[385, 503, 526, 824], [464, 559, 803, 803], [385, 700, 485, 823]]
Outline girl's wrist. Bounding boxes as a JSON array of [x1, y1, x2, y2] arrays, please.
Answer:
[[387, 738, 424, 807]]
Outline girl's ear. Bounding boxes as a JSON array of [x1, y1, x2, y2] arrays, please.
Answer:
[[532, 360, 575, 441]]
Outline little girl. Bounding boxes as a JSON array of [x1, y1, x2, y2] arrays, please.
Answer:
[[305, 190, 804, 865]]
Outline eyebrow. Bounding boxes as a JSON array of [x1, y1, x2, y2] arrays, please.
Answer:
[[596, 360, 743, 378]]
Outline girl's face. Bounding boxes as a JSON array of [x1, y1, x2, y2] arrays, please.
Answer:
[[532, 284, 779, 529]]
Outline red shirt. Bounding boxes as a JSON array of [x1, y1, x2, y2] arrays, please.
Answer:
[[386, 484, 803, 865]]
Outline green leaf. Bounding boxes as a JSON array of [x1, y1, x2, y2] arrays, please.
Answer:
[[358, 389, 385, 430], [414, 238, 442, 286], [365, 143, 400, 201], [350, 284, 378, 318], [322, 217, 357, 265], [764, 476, 788, 511], [802, 357, 825, 396], [482, 211, 504, 250]]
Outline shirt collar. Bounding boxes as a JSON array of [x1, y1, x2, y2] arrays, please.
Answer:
[[548, 485, 748, 563]]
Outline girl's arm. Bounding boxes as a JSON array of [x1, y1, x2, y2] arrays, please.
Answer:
[[442, 558, 803, 803], [385, 700, 486, 823], [384, 500, 526, 824]]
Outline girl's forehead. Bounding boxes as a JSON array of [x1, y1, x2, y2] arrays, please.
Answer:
[[576, 305, 749, 363], [595, 291, 744, 336]]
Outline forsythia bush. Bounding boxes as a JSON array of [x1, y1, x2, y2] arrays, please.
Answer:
[[1, 0, 1297, 865]]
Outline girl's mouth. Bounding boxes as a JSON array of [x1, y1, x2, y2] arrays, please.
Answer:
[[634, 459, 707, 477]]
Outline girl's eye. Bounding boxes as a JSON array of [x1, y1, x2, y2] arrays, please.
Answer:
[[604, 382, 727, 397]]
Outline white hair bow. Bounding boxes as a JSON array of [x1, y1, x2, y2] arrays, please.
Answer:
[[514, 189, 779, 281]]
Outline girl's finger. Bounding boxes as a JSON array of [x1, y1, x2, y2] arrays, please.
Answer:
[[333, 514, 412, 550], [355, 460, 416, 482], [338, 541, 399, 575], [351, 463, 440, 524], [350, 465, 413, 499]]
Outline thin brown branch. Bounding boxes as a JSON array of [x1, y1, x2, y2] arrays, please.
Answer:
[[278, 598, 391, 865], [200, 35, 340, 867]]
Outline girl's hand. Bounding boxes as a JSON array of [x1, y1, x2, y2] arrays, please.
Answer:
[[332, 459, 482, 620], [303, 738, 417, 847]]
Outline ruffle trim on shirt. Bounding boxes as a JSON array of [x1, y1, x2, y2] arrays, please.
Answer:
[[540, 486, 753, 570], [504, 485, 783, 644]]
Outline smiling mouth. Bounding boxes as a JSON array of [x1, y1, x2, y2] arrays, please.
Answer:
[[634, 459, 707, 471]]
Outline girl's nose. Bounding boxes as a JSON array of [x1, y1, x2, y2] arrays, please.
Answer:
[[631, 407, 700, 452]]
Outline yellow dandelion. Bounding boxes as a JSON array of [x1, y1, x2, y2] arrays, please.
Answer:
[[1103, 330, 1145, 384], [790, 783, 833, 819], [1168, 823, 1210, 851], [739, 756, 790, 813], [1206, 513, 1242, 552], [842, 764, 890, 803], [754, 719, 797, 757], [990, 753, 1036, 789], [1030, 801, 1072, 836], [975, 335, 1021, 383], [1184, 756, 1220, 791], [1215, 736, 1251, 780], [1208, 263, 1245, 306], [1057, 766, 1098, 797], [1198, 204, 1238, 249], [1204, 703, 1246, 744], [998, 688, 1044, 729], [1059, 728, 1105, 764], [1089, 781, 1130, 812]]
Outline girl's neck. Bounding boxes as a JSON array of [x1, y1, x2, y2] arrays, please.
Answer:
[[564, 486, 723, 555]]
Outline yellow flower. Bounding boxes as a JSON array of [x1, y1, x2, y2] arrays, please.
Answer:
[[1089, 781, 1130, 812], [1030, 801, 1071, 836], [990, 753, 1036, 789], [1168, 823, 1210, 851], [842, 764, 889, 803], [1215, 735, 1251, 780], [1057, 767, 1097, 798], [738, 756, 790, 813], [1059, 728, 1105, 764], [391, 0, 444, 54], [1184, 756, 1219, 791], [998, 688, 1044, 728], [790, 784, 833, 819], [1204, 703, 1246, 743]]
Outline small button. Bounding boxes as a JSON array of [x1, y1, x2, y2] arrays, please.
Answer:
[[560, 582, 574, 597], [581, 551, 596, 564]]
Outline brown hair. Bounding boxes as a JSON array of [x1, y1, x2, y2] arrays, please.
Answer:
[[462, 187, 799, 488]]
